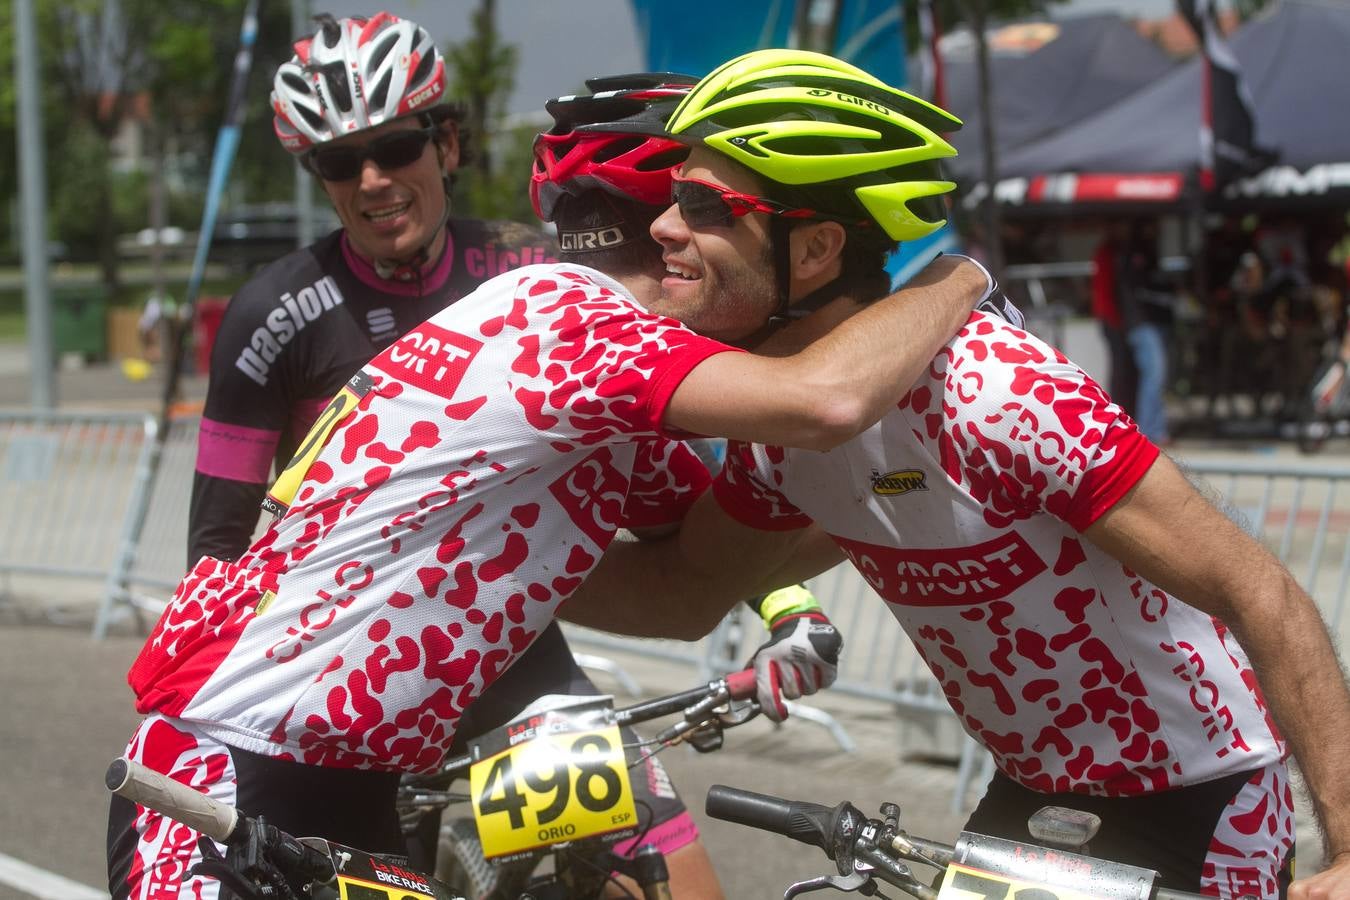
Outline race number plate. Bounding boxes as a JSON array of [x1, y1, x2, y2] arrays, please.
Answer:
[[937, 831, 1155, 900], [937, 861, 1098, 900], [301, 839, 443, 900], [468, 699, 637, 860]]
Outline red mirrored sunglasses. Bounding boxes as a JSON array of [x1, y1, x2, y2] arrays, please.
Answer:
[[670, 172, 824, 228]]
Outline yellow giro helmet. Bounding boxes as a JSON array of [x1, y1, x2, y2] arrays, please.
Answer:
[[666, 49, 962, 242]]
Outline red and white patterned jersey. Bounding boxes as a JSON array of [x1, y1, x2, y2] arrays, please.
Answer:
[[130, 264, 727, 773], [714, 312, 1284, 797]]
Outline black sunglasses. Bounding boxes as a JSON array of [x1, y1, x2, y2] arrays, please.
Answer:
[[671, 173, 823, 229], [308, 127, 437, 182]]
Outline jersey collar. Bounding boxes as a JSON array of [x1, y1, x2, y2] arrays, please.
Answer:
[[340, 227, 456, 297]]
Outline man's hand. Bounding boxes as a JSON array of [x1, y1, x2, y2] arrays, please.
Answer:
[[940, 253, 1025, 330], [747, 585, 843, 721], [1291, 852, 1350, 900]]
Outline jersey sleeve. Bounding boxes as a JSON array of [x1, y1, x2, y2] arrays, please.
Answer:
[[188, 283, 292, 564], [620, 439, 712, 530], [932, 313, 1159, 532], [711, 440, 814, 531], [506, 268, 734, 443]]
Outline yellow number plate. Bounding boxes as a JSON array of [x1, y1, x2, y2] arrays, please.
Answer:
[[337, 874, 435, 900], [937, 861, 1097, 900], [469, 723, 636, 860]]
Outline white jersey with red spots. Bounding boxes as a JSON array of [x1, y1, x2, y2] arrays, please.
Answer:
[[714, 311, 1284, 797], [130, 264, 726, 773]]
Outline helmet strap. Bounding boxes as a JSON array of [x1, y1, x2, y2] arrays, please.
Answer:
[[371, 196, 450, 283], [768, 217, 795, 320]]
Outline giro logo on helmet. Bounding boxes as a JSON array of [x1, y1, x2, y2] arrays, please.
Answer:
[[559, 226, 626, 251], [831, 92, 894, 117]]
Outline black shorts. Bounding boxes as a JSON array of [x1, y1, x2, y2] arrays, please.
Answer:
[[966, 766, 1295, 898], [108, 731, 405, 900]]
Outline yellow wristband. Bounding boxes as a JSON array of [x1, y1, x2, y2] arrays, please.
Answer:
[[758, 584, 821, 629]]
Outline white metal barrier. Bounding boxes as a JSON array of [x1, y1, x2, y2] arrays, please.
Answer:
[[93, 415, 198, 638], [0, 411, 152, 604]]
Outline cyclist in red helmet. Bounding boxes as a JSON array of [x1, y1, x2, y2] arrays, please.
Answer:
[[110, 54, 1000, 899]]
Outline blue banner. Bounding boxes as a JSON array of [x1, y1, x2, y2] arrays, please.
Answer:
[[630, 0, 955, 286], [629, 0, 794, 76]]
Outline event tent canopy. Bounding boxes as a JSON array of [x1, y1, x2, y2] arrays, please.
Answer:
[[988, 0, 1350, 211], [942, 14, 1177, 183]]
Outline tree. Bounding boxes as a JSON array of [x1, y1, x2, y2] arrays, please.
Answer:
[[0, 0, 293, 286], [444, 0, 520, 219]]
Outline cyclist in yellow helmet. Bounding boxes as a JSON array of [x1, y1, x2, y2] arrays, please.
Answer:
[[567, 48, 1350, 899]]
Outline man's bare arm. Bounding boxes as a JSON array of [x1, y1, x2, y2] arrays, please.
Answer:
[[665, 255, 988, 451], [1085, 455, 1350, 897], [560, 491, 843, 639]]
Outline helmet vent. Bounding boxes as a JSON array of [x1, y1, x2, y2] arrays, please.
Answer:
[[637, 146, 687, 171], [281, 71, 311, 95], [592, 136, 643, 164], [369, 69, 393, 113], [410, 44, 437, 87], [316, 61, 353, 113], [367, 32, 398, 72], [297, 105, 326, 132]]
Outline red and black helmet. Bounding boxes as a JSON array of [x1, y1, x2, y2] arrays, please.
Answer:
[[530, 73, 698, 223]]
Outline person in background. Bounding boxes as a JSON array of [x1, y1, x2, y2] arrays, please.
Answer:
[[1116, 218, 1173, 444], [1092, 220, 1136, 413]]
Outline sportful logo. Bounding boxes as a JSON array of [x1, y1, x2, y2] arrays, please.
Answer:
[[870, 468, 927, 496], [235, 276, 345, 386], [366, 307, 398, 343]]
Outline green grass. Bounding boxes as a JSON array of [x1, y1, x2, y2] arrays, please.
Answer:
[[0, 312, 23, 341]]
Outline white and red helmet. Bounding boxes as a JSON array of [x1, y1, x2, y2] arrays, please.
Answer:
[[271, 11, 448, 154]]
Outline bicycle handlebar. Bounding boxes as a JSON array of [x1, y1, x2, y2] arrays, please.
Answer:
[[106, 757, 337, 888], [107, 757, 239, 842], [705, 784, 838, 854], [706, 784, 1216, 900], [408, 668, 760, 792]]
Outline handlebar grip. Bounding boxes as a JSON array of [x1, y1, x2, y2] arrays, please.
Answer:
[[725, 668, 757, 701], [706, 784, 835, 854], [106, 757, 239, 842]]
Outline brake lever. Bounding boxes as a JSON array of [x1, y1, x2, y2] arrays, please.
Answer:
[[784, 871, 884, 898]]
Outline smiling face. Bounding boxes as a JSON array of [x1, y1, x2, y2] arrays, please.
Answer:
[[647, 148, 780, 343], [317, 117, 459, 264]]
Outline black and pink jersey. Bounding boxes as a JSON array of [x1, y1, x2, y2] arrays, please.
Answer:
[[189, 220, 558, 565], [132, 264, 727, 773], [713, 312, 1285, 797]]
